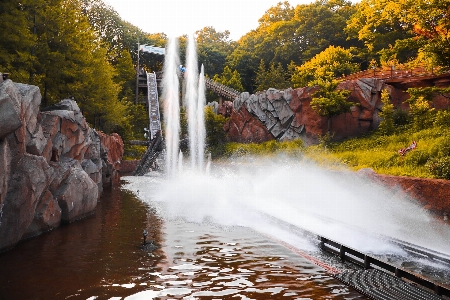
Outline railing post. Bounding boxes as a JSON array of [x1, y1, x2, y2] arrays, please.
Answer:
[[339, 245, 346, 261], [364, 255, 371, 269]]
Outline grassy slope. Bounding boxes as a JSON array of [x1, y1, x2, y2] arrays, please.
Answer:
[[223, 126, 450, 179]]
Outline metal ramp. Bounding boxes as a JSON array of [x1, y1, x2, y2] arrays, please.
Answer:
[[179, 68, 240, 101], [132, 132, 163, 176], [132, 72, 164, 176], [147, 72, 161, 139]]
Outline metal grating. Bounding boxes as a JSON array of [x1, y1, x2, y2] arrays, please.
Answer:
[[335, 269, 443, 300]]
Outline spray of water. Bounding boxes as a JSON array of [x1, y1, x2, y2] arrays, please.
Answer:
[[185, 33, 200, 170], [124, 157, 450, 256], [197, 64, 206, 169], [162, 37, 181, 176], [145, 32, 450, 263]]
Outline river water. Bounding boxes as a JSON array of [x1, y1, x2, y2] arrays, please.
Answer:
[[0, 181, 367, 299]]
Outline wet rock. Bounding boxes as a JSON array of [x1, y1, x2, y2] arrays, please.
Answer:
[[0, 80, 124, 251], [0, 80, 22, 139], [0, 154, 55, 250], [24, 190, 62, 239], [53, 162, 98, 223]]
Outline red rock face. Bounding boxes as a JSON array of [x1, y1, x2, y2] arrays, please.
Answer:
[[225, 74, 450, 144], [217, 101, 234, 118], [359, 169, 450, 216], [224, 106, 274, 143], [0, 79, 124, 251]]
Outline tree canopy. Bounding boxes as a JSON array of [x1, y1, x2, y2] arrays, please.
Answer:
[[2, 0, 449, 152]]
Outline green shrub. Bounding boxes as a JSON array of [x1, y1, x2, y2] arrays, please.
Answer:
[[392, 109, 410, 126], [434, 109, 450, 128], [426, 156, 450, 179]]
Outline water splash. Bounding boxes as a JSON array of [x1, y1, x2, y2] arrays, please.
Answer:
[[184, 33, 200, 170], [197, 64, 206, 169], [124, 157, 450, 256], [162, 37, 181, 177]]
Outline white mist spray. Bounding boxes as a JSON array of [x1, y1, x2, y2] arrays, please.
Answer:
[[124, 157, 450, 256], [185, 33, 199, 170], [162, 37, 181, 177], [197, 64, 206, 169]]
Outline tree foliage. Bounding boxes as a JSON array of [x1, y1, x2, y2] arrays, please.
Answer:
[[310, 78, 353, 132], [378, 89, 395, 135], [204, 106, 228, 157], [291, 45, 359, 88], [212, 66, 244, 92], [226, 0, 359, 92], [255, 60, 291, 91]]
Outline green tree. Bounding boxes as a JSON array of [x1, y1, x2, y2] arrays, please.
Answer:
[[255, 60, 291, 91], [195, 27, 236, 83], [227, 0, 359, 92], [212, 66, 244, 92], [401, 0, 450, 68], [346, 0, 417, 66], [291, 46, 359, 88], [0, 0, 40, 83], [406, 87, 450, 130], [204, 106, 228, 157], [378, 89, 395, 135], [310, 78, 353, 133]]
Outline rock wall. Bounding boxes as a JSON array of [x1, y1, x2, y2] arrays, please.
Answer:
[[0, 77, 123, 251], [358, 169, 450, 216], [224, 74, 450, 144]]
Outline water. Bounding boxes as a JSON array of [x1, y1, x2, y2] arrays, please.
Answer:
[[196, 64, 206, 170], [123, 157, 450, 287], [0, 183, 366, 299], [162, 37, 181, 177], [163, 33, 206, 175]]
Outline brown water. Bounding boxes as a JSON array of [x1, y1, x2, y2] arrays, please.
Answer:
[[0, 182, 367, 300]]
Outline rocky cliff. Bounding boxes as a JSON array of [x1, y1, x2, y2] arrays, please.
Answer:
[[0, 76, 123, 251], [224, 74, 450, 144]]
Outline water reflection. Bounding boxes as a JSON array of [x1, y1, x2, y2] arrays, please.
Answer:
[[0, 183, 366, 299]]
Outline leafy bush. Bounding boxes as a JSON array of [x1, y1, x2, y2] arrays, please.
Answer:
[[392, 109, 410, 126], [434, 109, 450, 128], [426, 156, 450, 179], [204, 106, 229, 158], [378, 89, 395, 135]]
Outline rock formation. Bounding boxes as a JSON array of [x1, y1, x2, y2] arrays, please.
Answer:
[[225, 74, 450, 144], [358, 168, 450, 216], [0, 76, 123, 251]]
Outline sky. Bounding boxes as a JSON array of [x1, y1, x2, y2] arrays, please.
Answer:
[[103, 0, 319, 41]]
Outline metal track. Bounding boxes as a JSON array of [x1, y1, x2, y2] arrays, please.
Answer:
[[204, 77, 240, 101], [258, 213, 450, 299], [147, 72, 161, 140], [132, 133, 163, 176]]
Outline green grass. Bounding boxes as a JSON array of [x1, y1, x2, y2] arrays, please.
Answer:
[[223, 139, 305, 158], [307, 126, 450, 178], [220, 125, 450, 179]]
